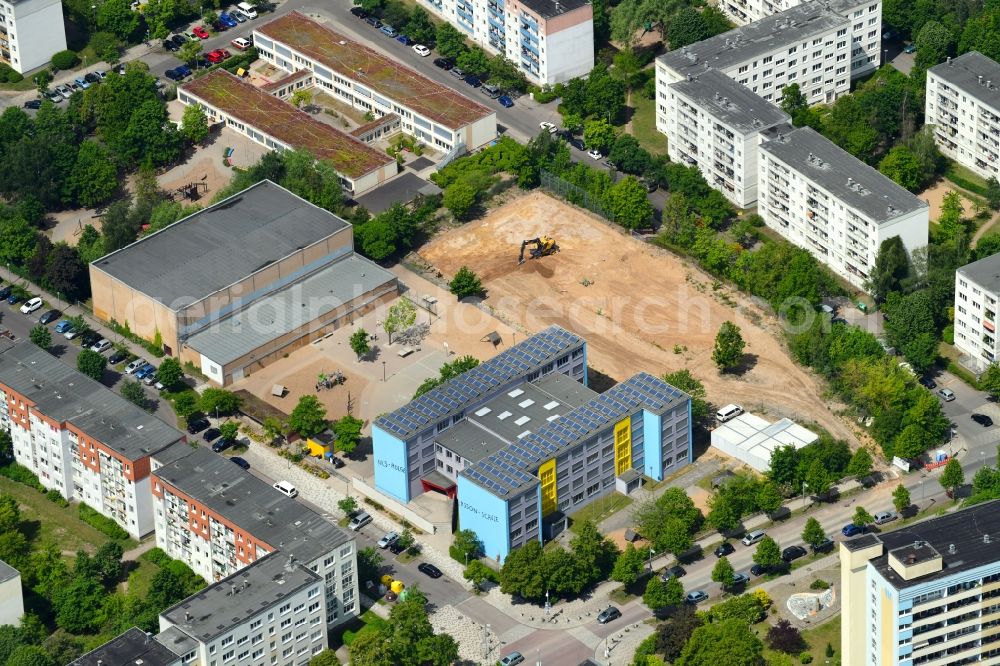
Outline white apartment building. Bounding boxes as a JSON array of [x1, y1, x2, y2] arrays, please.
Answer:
[[656, 0, 882, 140], [758, 126, 928, 291], [71, 627, 184, 666], [253, 12, 497, 153], [665, 69, 790, 207], [954, 252, 1000, 372], [719, 0, 873, 31], [414, 0, 592, 84], [840, 501, 1000, 666], [0, 560, 23, 627], [151, 446, 359, 629], [0, 340, 185, 540], [0, 0, 67, 74], [926, 52, 1000, 184], [157, 553, 329, 666]]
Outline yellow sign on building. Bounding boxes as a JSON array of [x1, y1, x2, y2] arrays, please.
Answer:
[[539, 458, 557, 516], [614, 418, 632, 476]]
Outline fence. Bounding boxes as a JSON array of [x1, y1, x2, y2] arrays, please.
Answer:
[[540, 169, 614, 223]]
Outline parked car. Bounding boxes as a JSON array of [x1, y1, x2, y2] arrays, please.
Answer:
[[54, 320, 73, 334], [742, 530, 766, 546], [350, 6, 367, 17], [80, 331, 101, 347], [497, 95, 514, 108], [587, 149, 603, 160], [938, 387, 956, 401], [23, 99, 42, 110], [230, 456, 250, 470], [108, 349, 129, 365], [125, 358, 147, 375], [219, 12, 238, 27], [348, 511, 373, 530], [377, 531, 400, 549], [230, 9, 246, 22], [211, 438, 234, 453], [449, 66, 466, 79], [89, 338, 112, 354], [74, 77, 91, 89], [364, 16, 382, 28], [811, 537, 834, 553], [569, 137, 586, 151], [499, 652, 525, 666], [206, 49, 230, 63], [69, 82, 83, 93], [55, 85, 73, 100], [685, 591, 709, 604], [904, 43, 916, 53], [187, 417, 211, 434], [412, 44, 431, 57], [973, 413, 994, 427], [418, 563, 443, 578], [95, 69, 108, 79], [164, 38, 180, 51], [6, 292, 21, 305], [874, 511, 896, 525], [433, 57, 454, 69], [38, 309, 60, 325], [142, 372, 159, 386], [44, 91, 63, 103], [20, 297, 43, 314], [596, 606, 621, 624], [379, 24, 398, 37], [464, 75, 482, 87], [731, 572, 750, 586], [84, 72, 101, 84], [135, 363, 156, 380], [750, 563, 767, 576], [539, 121, 558, 134], [714, 542, 735, 557], [192, 25, 210, 38], [781, 545, 807, 562], [202, 427, 221, 442], [396, 34, 413, 45], [660, 565, 686, 581], [170, 33, 187, 45], [842, 523, 864, 537], [164, 68, 186, 81], [231, 37, 252, 50], [63, 327, 81, 340], [272, 480, 297, 498]]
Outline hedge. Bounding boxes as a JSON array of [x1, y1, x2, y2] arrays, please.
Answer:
[[944, 165, 989, 197], [141, 547, 172, 567], [0, 462, 45, 491], [51, 50, 79, 71], [79, 502, 130, 540]]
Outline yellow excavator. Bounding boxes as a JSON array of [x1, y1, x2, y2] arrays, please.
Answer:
[[518, 236, 559, 264]]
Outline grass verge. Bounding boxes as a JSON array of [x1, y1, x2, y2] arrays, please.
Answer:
[[341, 610, 390, 647], [762, 614, 841, 664], [0, 476, 110, 553], [568, 494, 633, 532], [630, 93, 667, 156]]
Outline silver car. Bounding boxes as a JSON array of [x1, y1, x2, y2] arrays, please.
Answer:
[[124, 358, 147, 374], [55, 85, 73, 100], [89, 338, 112, 353]]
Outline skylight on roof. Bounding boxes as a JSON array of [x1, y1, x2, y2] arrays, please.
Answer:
[[518, 399, 535, 408], [475, 407, 492, 417], [497, 411, 512, 420], [543, 401, 560, 410], [514, 415, 531, 426], [508, 388, 524, 398], [546, 414, 560, 421], [517, 430, 532, 439]]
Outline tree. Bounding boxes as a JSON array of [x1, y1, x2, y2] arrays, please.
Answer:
[[487, 55, 528, 93], [937, 190, 965, 241], [987, 178, 1000, 211], [76, 349, 107, 381], [5, 646, 56, 666], [456, 47, 491, 75], [655, 607, 703, 662], [97, 0, 139, 39], [93, 540, 123, 585], [667, 6, 708, 48], [914, 19, 952, 70], [397, 528, 415, 553], [662, 369, 708, 424], [801, 517, 826, 549], [610, 543, 644, 585], [847, 447, 874, 480], [852, 506, 874, 529], [218, 421, 239, 441], [449, 266, 485, 300], [181, 104, 209, 144], [452, 529, 483, 561], [892, 483, 911, 512], [435, 23, 466, 59], [28, 324, 51, 350], [608, 134, 651, 175], [69, 141, 118, 207], [100, 199, 141, 253], [308, 649, 340, 666], [780, 83, 808, 116], [357, 546, 382, 585], [120, 379, 146, 408], [712, 321, 745, 372], [442, 181, 478, 220], [752, 536, 782, 569], [383, 298, 416, 344], [878, 145, 923, 191], [711, 555, 735, 589], [634, 488, 703, 554], [463, 560, 496, 589], [866, 236, 910, 304], [288, 395, 328, 438], [756, 481, 783, 516], [804, 458, 831, 498], [332, 414, 363, 454], [46, 244, 88, 302], [607, 177, 653, 230], [583, 118, 616, 153], [338, 496, 358, 516], [405, 7, 436, 45], [767, 619, 806, 654], [173, 392, 199, 418], [982, 364, 1000, 401], [707, 493, 740, 533], [644, 574, 682, 610], [155, 357, 183, 389], [199, 388, 241, 416], [676, 618, 763, 666], [499, 539, 546, 600], [940, 458, 965, 495], [178, 40, 203, 66], [349, 328, 370, 361]]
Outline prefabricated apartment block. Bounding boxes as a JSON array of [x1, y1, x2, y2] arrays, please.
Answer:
[[719, 0, 876, 31], [663, 69, 791, 208], [414, 0, 593, 84], [953, 252, 1000, 372], [372, 326, 692, 560], [926, 52, 1000, 184], [254, 12, 498, 152], [758, 127, 928, 291], [0, 0, 67, 73], [0, 338, 186, 539], [89, 180, 398, 386], [179, 69, 397, 194]]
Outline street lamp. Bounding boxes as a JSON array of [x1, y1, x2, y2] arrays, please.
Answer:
[[544, 589, 550, 615], [802, 481, 809, 507], [465, 551, 469, 567], [647, 548, 655, 573]]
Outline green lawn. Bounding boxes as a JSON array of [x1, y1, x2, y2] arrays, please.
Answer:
[[124, 558, 159, 598], [568, 494, 633, 532], [0, 476, 110, 553], [945, 162, 990, 192], [762, 614, 841, 663], [630, 93, 668, 156], [341, 610, 389, 646]]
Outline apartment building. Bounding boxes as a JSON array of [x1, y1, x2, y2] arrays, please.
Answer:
[[953, 252, 1000, 372], [157, 553, 328, 666], [656, 0, 881, 137], [840, 500, 1000, 666], [0, 560, 22, 627], [926, 52, 1000, 184], [719, 0, 873, 30], [151, 446, 358, 628], [664, 69, 790, 207], [253, 12, 497, 153], [758, 127, 928, 291], [413, 0, 592, 84], [0, 339, 185, 539], [0, 0, 67, 74]]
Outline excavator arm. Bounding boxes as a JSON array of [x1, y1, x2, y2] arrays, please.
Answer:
[[518, 237, 558, 264]]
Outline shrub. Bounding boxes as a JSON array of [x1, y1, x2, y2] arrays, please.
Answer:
[[45, 489, 69, 506], [51, 50, 80, 70], [809, 579, 830, 590], [79, 502, 130, 540], [767, 619, 806, 654], [0, 63, 23, 83], [0, 462, 45, 491], [800, 653, 813, 664], [141, 547, 172, 567]]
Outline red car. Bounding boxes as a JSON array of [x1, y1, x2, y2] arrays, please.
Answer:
[[206, 49, 230, 63], [192, 25, 209, 39]]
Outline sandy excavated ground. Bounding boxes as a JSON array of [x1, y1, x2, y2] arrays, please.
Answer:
[[918, 179, 980, 221], [420, 192, 855, 444]]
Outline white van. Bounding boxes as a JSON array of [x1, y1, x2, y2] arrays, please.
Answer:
[[236, 2, 257, 18], [272, 480, 298, 498], [716, 404, 744, 423], [741, 529, 766, 546]]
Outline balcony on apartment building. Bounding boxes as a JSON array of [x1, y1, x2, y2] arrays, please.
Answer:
[[714, 124, 735, 141]]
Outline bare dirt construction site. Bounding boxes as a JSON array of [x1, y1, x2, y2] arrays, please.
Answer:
[[420, 191, 855, 443]]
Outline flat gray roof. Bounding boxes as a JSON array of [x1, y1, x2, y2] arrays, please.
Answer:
[[520, 0, 588, 19], [658, 2, 846, 77], [70, 628, 182, 666], [669, 69, 790, 134], [153, 447, 350, 564], [435, 373, 598, 464], [93, 180, 349, 309], [161, 553, 321, 642], [0, 341, 184, 461], [760, 127, 928, 223], [958, 252, 1000, 294], [929, 52, 1000, 112], [185, 253, 396, 365], [462, 372, 690, 497], [154, 626, 199, 658], [0, 559, 18, 584]]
